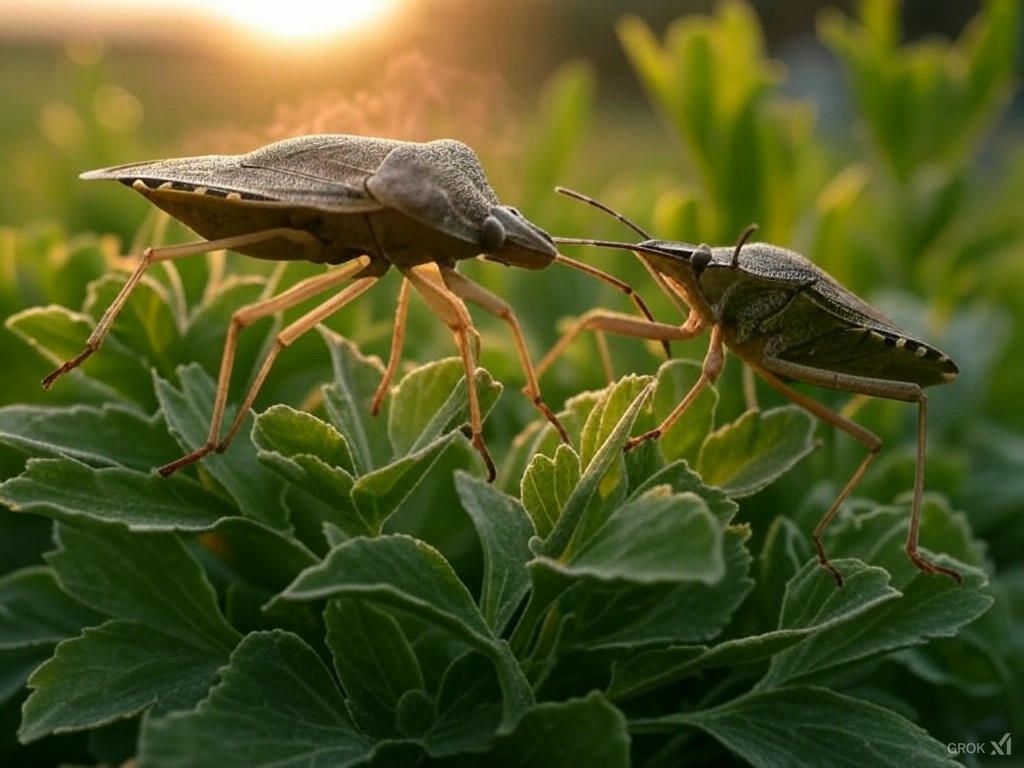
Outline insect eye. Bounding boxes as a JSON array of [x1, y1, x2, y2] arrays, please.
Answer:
[[509, 207, 522, 218], [480, 215, 506, 253], [691, 244, 712, 272]]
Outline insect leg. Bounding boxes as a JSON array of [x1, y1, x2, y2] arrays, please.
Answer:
[[157, 256, 373, 476], [552, 253, 668, 356], [536, 307, 705, 379], [402, 265, 495, 482], [41, 228, 319, 389], [438, 266, 571, 445], [624, 324, 724, 452], [371, 276, 411, 416], [750, 362, 960, 585]]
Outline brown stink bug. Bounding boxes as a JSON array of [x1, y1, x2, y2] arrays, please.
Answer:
[[46, 136, 658, 481]]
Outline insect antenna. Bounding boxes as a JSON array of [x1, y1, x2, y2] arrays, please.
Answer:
[[555, 187, 652, 239], [555, 188, 691, 318], [730, 223, 758, 268]]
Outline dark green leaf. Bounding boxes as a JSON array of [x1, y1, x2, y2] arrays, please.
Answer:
[[0, 567, 102, 650], [0, 404, 178, 471], [139, 631, 373, 768], [6, 306, 154, 408], [388, 357, 502, 457], [20, 620, 226, 743], [534, 487, 723, 584], [653, 686, 958, 768], [423, 652, 502, 756], [697, 406, 816, 497], [350, 432, 462, 533], [321, 330, 391, 474], [278, 535, 532, 727], [455, 471, 534, 633], [627, 460, 738, 524], [477, 691, 629, 768], [324, 599, 423, 738], [46, 524, 238, 654], [251, 404, 366, 535], [0, 457, 233, 531], [154, 364, 288, 528]]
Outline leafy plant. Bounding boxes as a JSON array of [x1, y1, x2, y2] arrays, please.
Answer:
[[1, 0, 1022, 766]]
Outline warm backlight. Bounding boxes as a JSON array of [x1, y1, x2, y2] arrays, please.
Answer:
[[207, 0, 399, 42]]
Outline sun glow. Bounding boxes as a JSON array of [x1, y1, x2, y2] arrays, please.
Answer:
[[207, 0, 400, 43]]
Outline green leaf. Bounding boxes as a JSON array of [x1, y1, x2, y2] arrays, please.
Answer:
[[534, 487, 723, 585], [455, 472, 534, 633], [321, 330, 391, 474], [761, 503, 994, 688], [0, 404, 179, 471], [651, 686, 958, 768], [180, 277, 268, 379], [652, 360, 718, 465], [19, 620, 227, 743], [7, 305, 156, 409], [388, 357, 502, 457], [607, 558, 899, 701], [139, 631, 373, 768], [278, 534, 532, 728], [251, 404, 366, 535], [542, 378, 653, 559], [480, 691, 629, 768], [0, 457, 234, 531], [205, 517, 318, 593], [554, 527, 753, 651], [252, 403, 356, 475], [154, 364, 288, 529], [350, 432, 462, 534], [520, 443, 580, 539], [46, 524, 238, 654], [627, 459, 738, 524], [84, 274, 180, 379], [0, 567, 102, 650], [422, 652, 502, 756], [324, 599, 423, 738], [697, 406, 816, 497], [0, 646, 52, 707]]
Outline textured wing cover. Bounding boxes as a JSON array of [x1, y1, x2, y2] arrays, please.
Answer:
[[81, 135, 407, 210]]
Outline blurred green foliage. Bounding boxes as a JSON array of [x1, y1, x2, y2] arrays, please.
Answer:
[[0, 0, 1022, 766]]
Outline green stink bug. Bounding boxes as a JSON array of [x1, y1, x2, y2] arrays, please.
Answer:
[[45, 135, 657, 480], [540, 187, 960, 586]]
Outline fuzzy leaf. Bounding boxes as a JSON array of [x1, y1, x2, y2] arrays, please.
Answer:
[[520, 443, 580, 539], [155, 364, 287, 528], [388, 357, 502, 457], [697, 406, 816, 497], [20, 620, 226, 743], [0, 457, 234, 531], [480, 691, 629, 768], [6, 306, 154, 408], [534, 487, 723, 585], [455, 472, 534, 633], [321, 330, 391, 474], [627, 460, 738, 524], [324, 599, 423, 738], [658, 686, 958, 768], [45, 524, 238, 653], [0, 567, 102, 650], [139, 631, 372, 768], [278, 535, 532, 727], [0, 404, 179, 471]]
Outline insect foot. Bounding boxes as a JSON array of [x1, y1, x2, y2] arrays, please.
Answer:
[[549, 185, 962, 587]]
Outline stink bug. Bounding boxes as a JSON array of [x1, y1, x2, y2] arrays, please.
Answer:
[[539, 187, 960, 586], [47, 136, 658, 481]]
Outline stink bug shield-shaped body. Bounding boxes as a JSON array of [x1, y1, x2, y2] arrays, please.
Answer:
[[544, 187, 960, 586], [50, 135, 656, 480]]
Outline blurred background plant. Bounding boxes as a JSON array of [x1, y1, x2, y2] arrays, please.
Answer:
[[0, 0, 1022, 765]]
